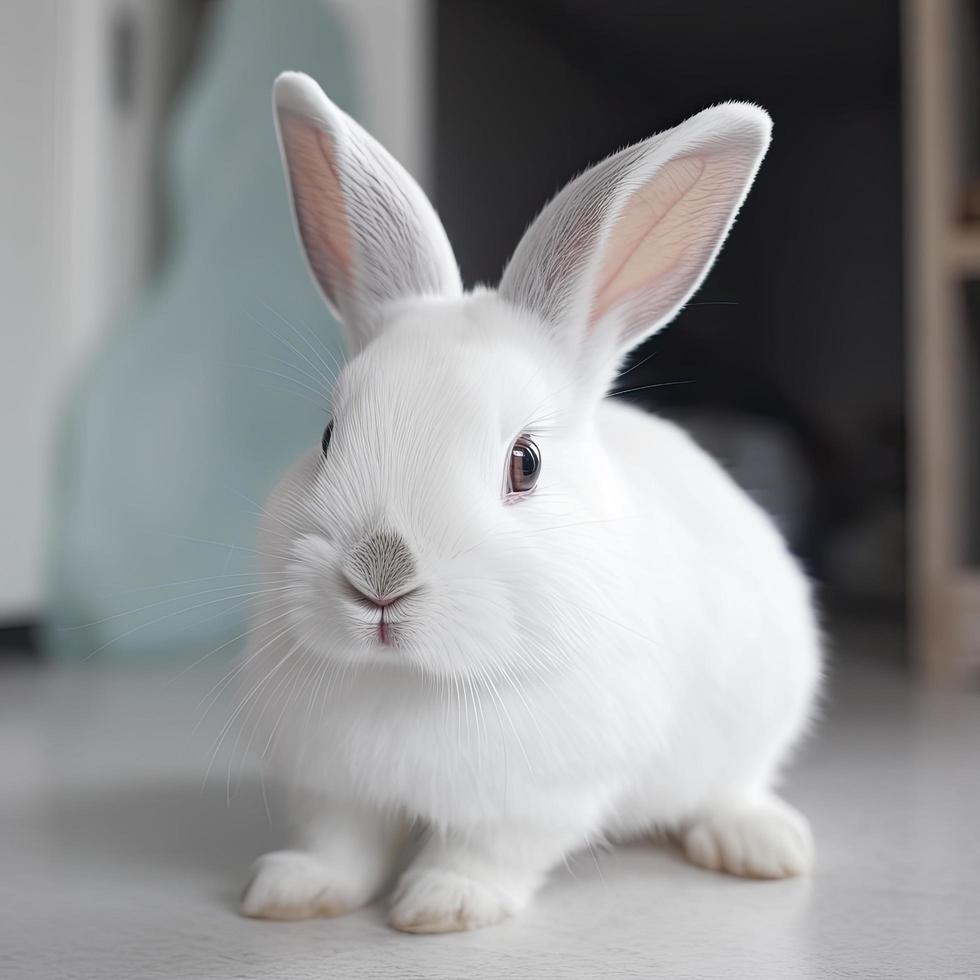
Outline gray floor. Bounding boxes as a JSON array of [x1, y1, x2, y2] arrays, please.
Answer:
[[3, 631, 978, 979]]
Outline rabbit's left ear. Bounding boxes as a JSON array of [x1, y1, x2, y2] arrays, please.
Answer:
[[500, 103, 770, 374], [274, 72, 462, 353]]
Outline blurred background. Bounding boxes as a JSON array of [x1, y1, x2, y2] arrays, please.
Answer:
[[0, 0, 977, 684]]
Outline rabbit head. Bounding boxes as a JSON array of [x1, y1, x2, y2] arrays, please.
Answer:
[[267, 72, 770, 680]]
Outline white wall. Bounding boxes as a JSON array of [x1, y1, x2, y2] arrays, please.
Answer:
[[0, 0, 178, 618], [330, 0, 434, 192], [0, 1, 62, 616]]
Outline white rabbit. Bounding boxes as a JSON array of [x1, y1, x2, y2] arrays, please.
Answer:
[[238, 71, 821, 933]]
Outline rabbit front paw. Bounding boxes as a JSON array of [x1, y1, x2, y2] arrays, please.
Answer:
[[683, 794, 813, 879], [240, 850, 368, 920], [387, 868, 522, 934]]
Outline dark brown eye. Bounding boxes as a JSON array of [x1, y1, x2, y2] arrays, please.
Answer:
[[508, 436, 541, 495], [321, 420, 334, 457]]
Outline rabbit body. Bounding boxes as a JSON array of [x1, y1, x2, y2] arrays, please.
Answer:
[[238, 73, 820, 932]]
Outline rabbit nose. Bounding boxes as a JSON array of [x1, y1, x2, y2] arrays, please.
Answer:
[[342, 529, 418, 606], [341, 575, 417, 610]]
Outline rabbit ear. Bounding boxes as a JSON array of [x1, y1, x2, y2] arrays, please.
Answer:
[[273, 72, 462, 353], [500, 103, 771, 375]]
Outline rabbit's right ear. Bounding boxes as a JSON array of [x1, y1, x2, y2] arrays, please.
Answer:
[[500, 103, 771, 393], [273, 72, 461, 353]]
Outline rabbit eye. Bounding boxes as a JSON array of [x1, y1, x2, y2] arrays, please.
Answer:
[[508, 436, 541, 496], [321, 420, 334, 457]]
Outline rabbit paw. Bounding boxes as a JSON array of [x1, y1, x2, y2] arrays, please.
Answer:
[[240, 850, 365, 920], [683, 795, 813, 879], [388, 869, 519, 934]]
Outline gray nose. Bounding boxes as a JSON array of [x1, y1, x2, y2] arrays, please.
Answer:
[[342, 529, 418, 607]]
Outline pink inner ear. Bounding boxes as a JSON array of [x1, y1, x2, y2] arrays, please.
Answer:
[[279, 111, 354, 302], [589, 153, 740, 331]]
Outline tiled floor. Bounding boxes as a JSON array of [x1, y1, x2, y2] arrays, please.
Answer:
[[3, 635, 978, 979]]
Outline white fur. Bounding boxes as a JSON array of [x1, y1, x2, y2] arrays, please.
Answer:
[[239, 73, 821, 933]]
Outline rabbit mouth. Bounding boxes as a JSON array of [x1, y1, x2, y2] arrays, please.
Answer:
[[344, 605, 410, 649], [371, 607, 415, 648], [340, 580, 419, 650]]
